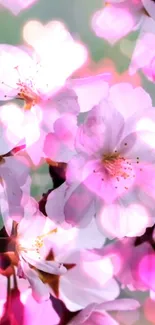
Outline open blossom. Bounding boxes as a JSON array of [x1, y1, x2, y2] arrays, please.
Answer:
[[15, 208, 68, 303], [0, 37, 110, 165], [92, 0, 155, 76], [0, 23, 87, 137], [0, 38, 82, 164], [2, 194, 117, 306], [92, 0, 155, 44], [0, 20, 88, 105], [0, 42, 86, 114], [38, 230, 119, 311], [63, 83, 155, 238], [0, 0, 38, 15], [2, 195, 119, 308], [92, 0, 145, 44], [1, 196, 68, 303]]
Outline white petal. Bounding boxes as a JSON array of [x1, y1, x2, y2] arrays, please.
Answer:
[[21, 251, 67, 275], [68, 75, 109, 112], [109, 83, 152, 120], [96, 202, 150, 239], [21, 261, 50, 303], [60, 261, 119, 311]]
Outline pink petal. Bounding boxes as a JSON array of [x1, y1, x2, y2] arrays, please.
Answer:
[[96, 203, 150, 239], [138, 254, 155, 291], [68, 74, 110, 112], [100, 299, 140, 311], [60, 266, 119, 311], [86, 312, 119, 325], [46, 183, 67, 224], [75, 100, 124, 155], [92, 6, 138, 44], [44, 114, 77, 162], [129, 17, 155, 75], [54, 114, 77, 142], [64, 182, 95, 227], [53, 87, 80, 116], [22, 290, 60, 325], [66, 155, 87, 184], [109, 83, 152, 120], [68, 303, 97, 324], [44, 132, 75, 162]]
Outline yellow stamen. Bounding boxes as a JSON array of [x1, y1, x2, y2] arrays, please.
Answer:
[[17, 86, 40, 110], [17, 228, 58, 254], [46, 158, 59, 167], [24, 101, 33, 111], [102, 152, 132, 180], [37, 228, 58, 240]]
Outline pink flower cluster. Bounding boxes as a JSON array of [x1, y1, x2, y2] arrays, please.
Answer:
[[0, 1, 155, 324]]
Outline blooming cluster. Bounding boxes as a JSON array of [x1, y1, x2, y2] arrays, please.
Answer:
[[0, 1, 155, 325]]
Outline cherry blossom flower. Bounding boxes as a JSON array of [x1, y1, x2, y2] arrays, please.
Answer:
[[68, 298, 140, 325], [0, 24, 87, 156], [0, 23, 88, 105], [0, 0, 38, 15], [15, 210, 68, 302], [40, 238, 119, 311], [0, 38, 110, 165], [63, 83, 155, 238], [92, 0, 155, 78], [2, 193, 119, 307], [92, 0, 145, 45], [1, 196, 68, 303]]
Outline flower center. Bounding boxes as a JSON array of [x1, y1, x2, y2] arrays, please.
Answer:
[[103, 152, 132, 179], [17, 82, 40, 110], [101, 150, 138, 190], [12, 65, 41, 110], [17, 228, 57, 256]]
